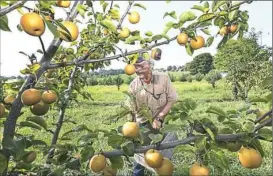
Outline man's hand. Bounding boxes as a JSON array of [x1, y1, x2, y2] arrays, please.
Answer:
[[152, 119, 162, 129]]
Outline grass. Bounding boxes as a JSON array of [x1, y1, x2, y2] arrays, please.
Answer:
[[15, 79, 272, 175]]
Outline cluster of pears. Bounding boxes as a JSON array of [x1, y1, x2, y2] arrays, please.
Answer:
[[21, 88, 57, 116], [89, 153, 117, 175], [0, 94, 17, 118], [177, 32, 205, 50], [219, 24, 238, 36], [19, 0, 79, 42], [144, 149, 174, 175]]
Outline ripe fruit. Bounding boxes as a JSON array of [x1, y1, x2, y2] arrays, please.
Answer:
[[151, 48, 162, 61], [124, 64, 136, 75], [122, 122, 139, 138], [103, 166, 117, 176], [128, 11, 140, 24], [219, 26, 229, 36], [177, 33, 189, 45], [30, 101, 50, 116], [4, 95, 16, 104], [238, 147, 262, 169], [58, 21, 79, 42], [0, 104, 5, 118], [23, 151, 37, 163], [21, 89, 41, 106], [119, 27, 130, 39], [229, 24, 238, 33], [145, 149, 163, 168], [226, 142, 242, 152], [190, 36, 205, 50], [56, 0, 71, 8], [155, 158, 174, 176], [20, 12, 45, 37], [189, 162, 209, 176], [42, 90, 57, 104], [89, 154, 107, 173]]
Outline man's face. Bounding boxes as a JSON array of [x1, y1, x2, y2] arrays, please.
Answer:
[[134, 61, 151, 79]]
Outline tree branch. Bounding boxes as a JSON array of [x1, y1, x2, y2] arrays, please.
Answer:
[[46, 67, 78, 164], [101, 133, 250, 158], [254, 109, 272, 124], [254, 117, 272, 132], [0, 0, 27, 16], [109, 0, 114, 10], [47, 36, 176, 69], [116, 1, 134, 30]]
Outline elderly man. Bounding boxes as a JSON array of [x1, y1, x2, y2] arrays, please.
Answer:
[[126, 56, 178, 176]]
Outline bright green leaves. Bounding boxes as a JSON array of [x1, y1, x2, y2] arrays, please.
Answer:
[[80, 145, 94, 163], [163, 21, 175, 34], [109, 156, 124, 169], [20, 63, 41, 76], [133, 3, 146, 10], [208, 149, 230, 172], [198, 13, 215, 23], [100, 19, 117, 32], [0, 153, 8, 175], [0, 15, 11, 32], [163, 11, 177, 20], [179, 11, 197, 24], [148, 133, 163, 144]]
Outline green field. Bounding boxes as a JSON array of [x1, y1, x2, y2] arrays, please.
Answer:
[[17, 78, 272, 176]]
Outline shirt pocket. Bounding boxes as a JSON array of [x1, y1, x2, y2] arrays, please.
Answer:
[[154, 89, 167, 108]]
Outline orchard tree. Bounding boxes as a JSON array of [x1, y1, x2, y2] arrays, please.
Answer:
[[189, 53, 214, 75], [205, 69, 222, 88], [214, 28, 272, 100], [0, 0, 272, 176]]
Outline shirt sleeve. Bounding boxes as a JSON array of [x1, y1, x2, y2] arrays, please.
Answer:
[[165, 75, 178, 103]]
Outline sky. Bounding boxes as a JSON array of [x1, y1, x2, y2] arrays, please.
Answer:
[[1, 1, 272, 76]]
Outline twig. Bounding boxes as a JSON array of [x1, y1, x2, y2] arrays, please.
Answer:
[[254, 117, 272, 132], [0, 0, 27, 16], [46, 66, 78, 164], [110, 1, 114, 10], [116, 1, 134, 29], [39, 36, 46, 55], [47, 35, 176, 69], [254, 109, 272, 124]]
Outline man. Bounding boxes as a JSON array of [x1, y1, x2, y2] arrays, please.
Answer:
[[126, 56, 178, 176]]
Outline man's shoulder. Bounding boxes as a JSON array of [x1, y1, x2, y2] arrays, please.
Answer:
[[152, 71, 169, 78]]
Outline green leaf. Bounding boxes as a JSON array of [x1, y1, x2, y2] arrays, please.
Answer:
[[31, 140, 47, 146], [166, 0, 171, 3], [62, 125, 90, 138], [16, 162, 32, 170], [133, 3, 146, 10], [191, 5, 205, 12], [151, 34, 163, 41], [228, 9, 239, 21], [195, 136, 206, 152], [201, 28, 210, 35], [145, 31, 153, 36], [108, 135, 125, 148], [19, 121, 42, 130], [179, 111, 188, 121], [214, 16, 225, 27], [212, 1, 226, 12], [206, 106, 227, 118], [26, 116, 47, 130], [0, 153, 8, 174], [163, 11, 177, 20], [208, 150, 229, 170], [103, 2, 109, 12], [198, 13, 215, 23], [185, 43, 194, 56], [242, 121, 255, 132], [217, 35, 228, 49], [86, 0, 93, 7], [0, 1, 9, 6], [248, 138, 264, 158], [174, 145, 195, 154], [203, 126, 215, 141], [114, 4, 120, 8], [148, 133, 163, 144], [125, 36, 142, 44], [109, 156, 124, 169], [122, 141, 135, 156], [0, 15, 11, 32], [163, 21, 175, 34], [78, 132, 98, 145], [204, 2, 209, 9], [179, 11, 197, 23], [205, 36, 214, 47], [217, 11, 228, 16], [80, 146, 94, 163], [2, 136, 17, 154], [262, 76, 272, 88], [41, 14, 60, 38], [130, 30, 140, 36], [100, 19, 116, 32], [258, 128, 272, 141], [109, 8, 120, 20]]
